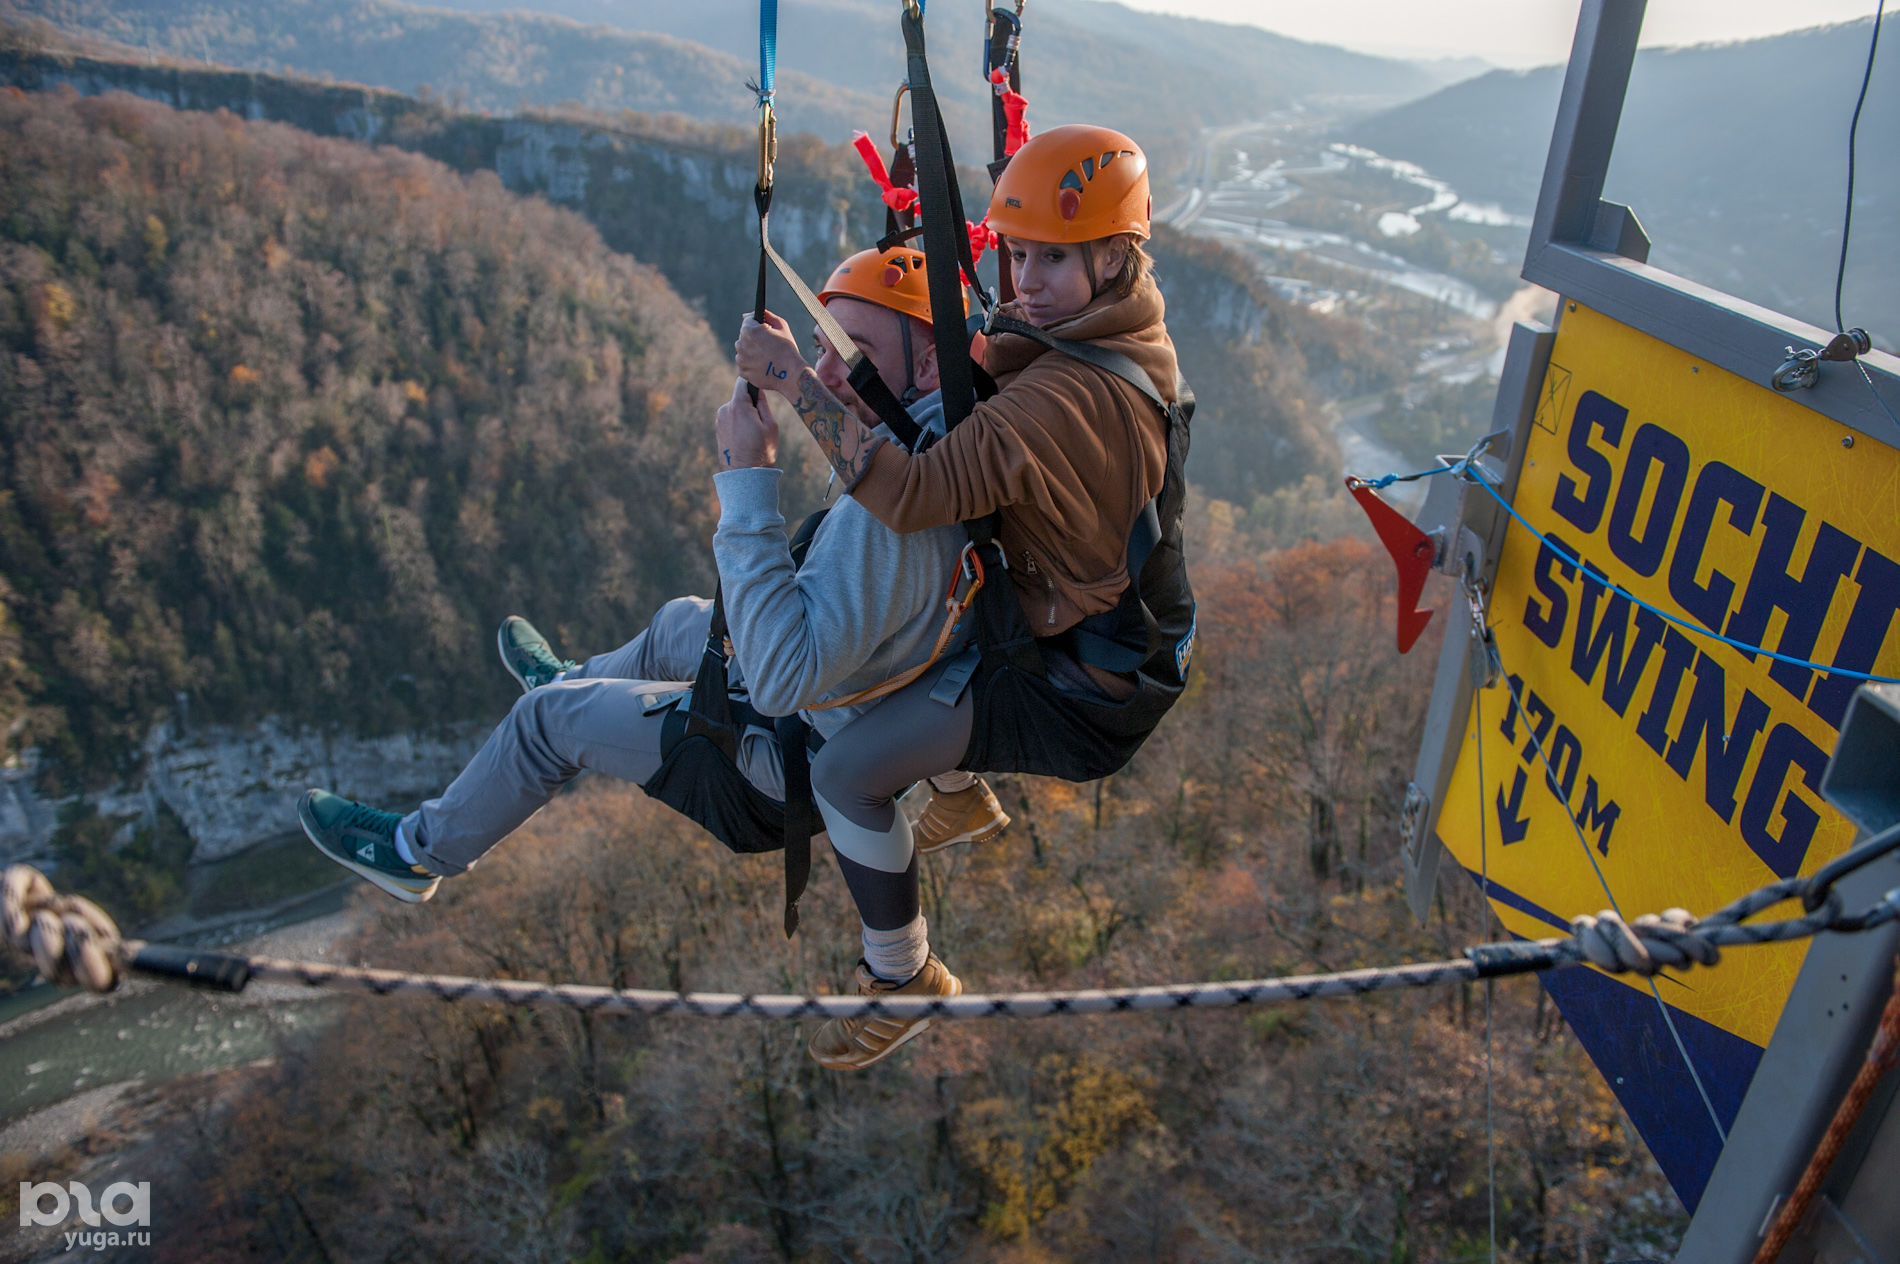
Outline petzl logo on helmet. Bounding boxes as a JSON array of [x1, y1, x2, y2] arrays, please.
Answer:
[[18, 1180, 151, 1227]]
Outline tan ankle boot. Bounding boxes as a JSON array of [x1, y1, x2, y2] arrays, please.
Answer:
[[913, 779, 1010, 855], [808, 955, 962, 1070]]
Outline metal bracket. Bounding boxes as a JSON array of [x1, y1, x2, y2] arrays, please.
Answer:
[[1820, 683, 1900, 840], [1399, 782, 1432, 875], [1588, 199, 1650, 263], [1774, 329, 1875, 394]]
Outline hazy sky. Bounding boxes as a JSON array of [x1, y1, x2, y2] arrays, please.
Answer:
[[1109, 1, 1886, 68]]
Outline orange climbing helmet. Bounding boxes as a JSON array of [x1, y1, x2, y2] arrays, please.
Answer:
[[818, 246, 968, 324], [987, 124, 1151, 244]]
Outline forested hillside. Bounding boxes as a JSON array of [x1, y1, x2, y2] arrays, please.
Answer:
[[0, 89, 751, 785], [0, 43, 1368, 532]]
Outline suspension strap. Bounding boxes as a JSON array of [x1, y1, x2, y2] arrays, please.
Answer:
[[774, 714, 814, 936], [985, 3, 1025, 303], [902, 0, 984, 429]]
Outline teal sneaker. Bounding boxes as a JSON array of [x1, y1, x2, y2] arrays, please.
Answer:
[[298, 790, 440, 903], [498, 615, 577, 693]]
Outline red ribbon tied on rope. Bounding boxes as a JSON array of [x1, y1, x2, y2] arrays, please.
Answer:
[[853, 130, 994, 284], [852, 132, 919, 216], [989, 70, 1030, 156]]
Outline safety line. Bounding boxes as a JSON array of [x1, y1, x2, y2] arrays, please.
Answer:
[[1473, 679, 1498, 1264], [1833, 0, 1884, 335], [1461, 467, 1900, 685], [10, 857, 1899, 1020], [1486, 634, 1731, 1147], [1854, 360, 1900, 434]]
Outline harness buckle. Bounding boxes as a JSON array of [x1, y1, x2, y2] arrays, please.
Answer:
[[756, 101, 778, 192]]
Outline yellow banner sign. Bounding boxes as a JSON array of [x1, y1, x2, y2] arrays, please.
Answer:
[[1435, 301, 1899, 1146]]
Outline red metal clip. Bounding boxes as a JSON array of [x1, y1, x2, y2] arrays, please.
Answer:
[[1346, 479, 1435, 653]]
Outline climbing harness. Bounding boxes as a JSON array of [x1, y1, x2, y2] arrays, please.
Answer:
[[952, 318, 1197, 781], [7, 828, 1897, 1016], [882, 3, 1195, 782], [804, 542, 988, 712]]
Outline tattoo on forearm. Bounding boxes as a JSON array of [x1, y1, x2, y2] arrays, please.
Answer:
[[791, 370, 877, 484]]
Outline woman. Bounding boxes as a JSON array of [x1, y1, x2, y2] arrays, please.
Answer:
[[735, 124, 1179, 1070]]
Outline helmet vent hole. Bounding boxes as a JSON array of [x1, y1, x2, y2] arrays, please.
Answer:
[[1058, 170, 1084, 193], [1081, 156, 1096, 180]]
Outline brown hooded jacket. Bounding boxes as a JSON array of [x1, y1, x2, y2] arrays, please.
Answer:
[[846, 271, 1177, 637]]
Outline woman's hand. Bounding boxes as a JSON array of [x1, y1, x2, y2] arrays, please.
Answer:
[[734, 312, 808, 397], [714, 378, 779, 469]]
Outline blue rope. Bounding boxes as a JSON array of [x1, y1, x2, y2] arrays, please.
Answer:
[[1457, 466, 1900, 685], [757, 0, 778, 102], [1356, 463, 1463, 491]]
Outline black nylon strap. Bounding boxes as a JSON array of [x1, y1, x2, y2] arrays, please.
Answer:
[[985, 6, 1019, 304], [775, 714, 814, 937], [749, 184, 772, 405], [986, 8, 1020, 157], [902, 5, 979, 429], [682, 586, 738, 761]]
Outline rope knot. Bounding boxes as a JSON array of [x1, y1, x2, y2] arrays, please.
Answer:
[[2, 864, 126, 994], [1570, 907, 1718, 976]]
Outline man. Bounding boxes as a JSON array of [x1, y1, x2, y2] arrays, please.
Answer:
[[297, 246, 1005, 1068]]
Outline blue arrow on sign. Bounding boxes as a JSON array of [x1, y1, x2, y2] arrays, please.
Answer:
[[1495, 766, 1531, 845]]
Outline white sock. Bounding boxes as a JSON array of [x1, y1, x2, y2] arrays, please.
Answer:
[[928, 770, 977, 794], [862, 915, 930, 984], [393, 819, 421, 866]]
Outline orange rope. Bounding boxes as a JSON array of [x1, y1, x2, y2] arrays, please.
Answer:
[[1751, 954, 1900, 1264], [803, 544, 985, 712]]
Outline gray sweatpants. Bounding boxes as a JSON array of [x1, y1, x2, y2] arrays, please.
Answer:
[[406, 597, 786, 876]]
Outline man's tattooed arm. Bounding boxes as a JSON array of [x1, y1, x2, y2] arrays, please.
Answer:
[[790, 368, 881, 485]]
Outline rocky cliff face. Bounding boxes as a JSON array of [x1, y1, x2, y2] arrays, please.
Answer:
[[1, 719, 487, 864]]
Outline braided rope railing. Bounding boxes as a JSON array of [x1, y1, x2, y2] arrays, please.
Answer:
[[6, 825, 1900, 1021]]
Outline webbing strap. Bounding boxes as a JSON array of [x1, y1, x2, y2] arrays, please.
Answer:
[[984, 6, 1020, 304], [983, 314, 1168, 410], [775, 714, 813, 937], [682, 587, 739, 760], [902, 4, 981, 429], [757, 0, 777, 99], [753, 206, 925, 452]]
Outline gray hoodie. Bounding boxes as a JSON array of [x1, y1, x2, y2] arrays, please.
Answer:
[[711, 392, 967, 739]]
